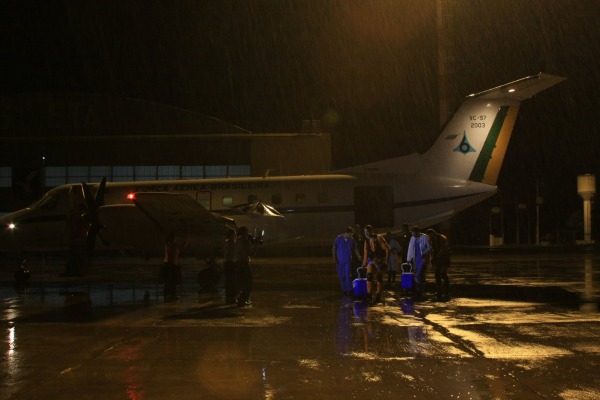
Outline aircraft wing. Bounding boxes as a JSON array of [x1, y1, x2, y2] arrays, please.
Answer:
[[128, 192, 228, 234]]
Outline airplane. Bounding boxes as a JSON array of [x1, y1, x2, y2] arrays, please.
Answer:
[[0, 73, 565, 281]]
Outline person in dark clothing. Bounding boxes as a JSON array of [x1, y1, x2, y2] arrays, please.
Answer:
[[223, 229, 237, 304], [426, 228, 451, 300], [351, 224, 364, 281], [385, 232, 401, 286], [161, 231, 188, 302], [399, 224, 411, 264], [235, 226, 253, 307], [333, 226, 362, 295], [362, 225, 390, 305]]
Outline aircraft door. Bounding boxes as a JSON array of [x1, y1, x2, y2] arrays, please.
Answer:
[[354, 186, 394, 228]]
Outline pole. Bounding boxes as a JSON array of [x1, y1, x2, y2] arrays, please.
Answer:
[[536, 182, 540, 245]]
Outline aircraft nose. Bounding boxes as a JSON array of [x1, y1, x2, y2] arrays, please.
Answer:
[[0, 213, 20, 248], [0, 214, 12, 229]]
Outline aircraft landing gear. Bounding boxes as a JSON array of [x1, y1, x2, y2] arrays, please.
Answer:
[[14, 258, 30, 285]]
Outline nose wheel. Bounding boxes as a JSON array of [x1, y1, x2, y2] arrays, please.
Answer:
[[14, 258, 30, 284]]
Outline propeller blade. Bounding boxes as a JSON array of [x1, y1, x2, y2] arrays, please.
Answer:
[[81, 182, 97, 215], [231, 200, 285, 219], [95, 177, 106, 206], [80, 177, 108, 256]]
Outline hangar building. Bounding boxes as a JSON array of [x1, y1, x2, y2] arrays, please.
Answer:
[[0, 93, 331, 211]]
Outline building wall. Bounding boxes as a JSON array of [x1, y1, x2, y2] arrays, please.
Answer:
[[251, 134, 332, 177], [0, 93, 332, 210]]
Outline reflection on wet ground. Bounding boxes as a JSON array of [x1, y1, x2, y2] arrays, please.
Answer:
[[1, 252, 599, 399]]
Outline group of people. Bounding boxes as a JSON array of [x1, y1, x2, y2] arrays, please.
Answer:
[[333, 224, 451, 303], [160, 226, 254, 306]]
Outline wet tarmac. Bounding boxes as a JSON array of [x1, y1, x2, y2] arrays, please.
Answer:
[[1, 252, 599, 399]]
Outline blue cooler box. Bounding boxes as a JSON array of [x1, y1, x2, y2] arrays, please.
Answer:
[[400, 263, 414, 290], [353, 278, 368, 297]]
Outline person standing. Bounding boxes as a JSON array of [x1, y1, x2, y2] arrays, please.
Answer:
[[385, 232, 401, 286], [235, 226, 253, 307], [351, 224, 364, 281], [426, 228, 451, 300], [399, 224, 411, 264], [406, 226, 431, 296], [333, 227, 361, 295], [162, 231, 188, 302], [223, 229, 237, 304], [362, 225, 390, 304]]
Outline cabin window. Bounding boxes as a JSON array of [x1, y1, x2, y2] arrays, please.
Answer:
[[271, 194, 282, 205], [317, 192, 329, 203], [295, 193, 306, 204], [248, 195, 258, 203], [37, 193, 60, 210], [222, 196, 233, 207], [196, 191, 210, 209], [0, 167, 12, 187]]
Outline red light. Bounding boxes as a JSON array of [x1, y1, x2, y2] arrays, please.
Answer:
[[127, 193, 136, 201]]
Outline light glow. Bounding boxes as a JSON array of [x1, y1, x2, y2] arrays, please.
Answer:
[[8, 223, 15, 230], [126, 193, 136, 201]]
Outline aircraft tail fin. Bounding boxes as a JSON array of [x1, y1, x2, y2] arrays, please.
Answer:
[[335, 73, 565, 184], [421, 73, 565, 185]]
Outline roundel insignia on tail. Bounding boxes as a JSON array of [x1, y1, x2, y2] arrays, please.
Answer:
[[453, 131, 476, 154]]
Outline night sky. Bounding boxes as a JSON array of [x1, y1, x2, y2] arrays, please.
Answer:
[[2, 0, 600, 240]]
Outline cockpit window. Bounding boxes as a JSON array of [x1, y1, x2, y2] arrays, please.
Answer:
[[33, 193, 60, 210]]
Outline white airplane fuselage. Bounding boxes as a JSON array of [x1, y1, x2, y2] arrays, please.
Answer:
[[0, 173, 495, 255], [0, 73, 565, 262]]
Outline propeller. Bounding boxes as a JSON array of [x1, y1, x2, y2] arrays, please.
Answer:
[[231, 200, 286, 219], [81, 177, 107, 256]]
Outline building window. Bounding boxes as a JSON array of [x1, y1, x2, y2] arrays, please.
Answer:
[[0, 167, 11, 187], [182, 166, 204, 179], [90, 166, 111, 182], [36, 164, 251, 187], [158, 165, 180, 180], [205, 165, 227, 178], [67, 166, 89, 183], [135, 166, 157, 181], [228, 165, 251, 177], [45, 166, 67, 186], [113, 166, 134, 182]]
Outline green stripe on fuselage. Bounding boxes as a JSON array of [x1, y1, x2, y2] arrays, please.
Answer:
[[468, 106, 509, 182]]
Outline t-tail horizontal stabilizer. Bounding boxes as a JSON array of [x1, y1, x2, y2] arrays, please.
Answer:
[[422, 73, 566, 185], [334, 73, 565, 184]]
